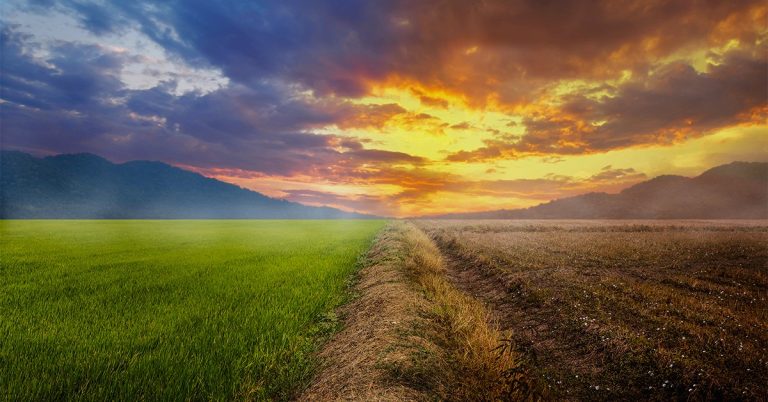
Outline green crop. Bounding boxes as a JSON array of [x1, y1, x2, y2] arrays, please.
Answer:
[[0, 220, 385, 401]]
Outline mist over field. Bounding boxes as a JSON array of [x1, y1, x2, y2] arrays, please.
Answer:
[[0, 151, 374, 219]]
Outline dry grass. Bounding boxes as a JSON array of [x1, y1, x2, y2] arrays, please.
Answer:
[[417, 219, 768, 400], [298, 223, 429, 401], [301, 221, 540, 401], [387, 222, 540, 401]]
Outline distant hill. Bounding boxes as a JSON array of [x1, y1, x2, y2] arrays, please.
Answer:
[[0, 151, 374, 219], [424, 162, 768, 219]]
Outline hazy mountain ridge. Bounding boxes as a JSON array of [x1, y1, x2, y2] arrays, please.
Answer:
[[0, 151, 373, 219], [424, 161, 768, 219]]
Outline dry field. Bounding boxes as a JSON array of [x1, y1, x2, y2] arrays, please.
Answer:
[[415, 220, 768, 400]]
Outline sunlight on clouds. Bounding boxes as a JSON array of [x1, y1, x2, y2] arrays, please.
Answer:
[[327, 85, 517, 162], [486, 126, 768, 181], [2, 0, 766, 217]]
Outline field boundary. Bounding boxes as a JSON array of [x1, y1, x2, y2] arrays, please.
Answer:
[[300, 221, 540, 401], [298, 222, 431, 401]]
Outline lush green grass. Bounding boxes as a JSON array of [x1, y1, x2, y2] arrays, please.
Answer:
[[0, 220, 385, 401]]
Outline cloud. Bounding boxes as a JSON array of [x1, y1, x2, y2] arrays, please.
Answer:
[[0, 25, 427, 177], [6, 1, 766, 146], [26, 0, 763, 104], [450, 122, 472, 130], [589, 166, 646, 182], [447, 45, 768, 162], [333, 105, 448, 134], [281, 189, 390, 215], [411, 89, 451, 108], [1, 1, 766, 217], [454, 166, 647, 200], [333, 103, 407, 129], [273, 164, 648, 215], [67, 1, 123, 35]]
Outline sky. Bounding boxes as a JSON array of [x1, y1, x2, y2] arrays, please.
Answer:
[[1, 0, 766, 217]]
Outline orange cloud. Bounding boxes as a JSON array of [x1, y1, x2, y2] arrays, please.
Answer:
[[5, 0, 766, 217], [447, 45, 768, 162]]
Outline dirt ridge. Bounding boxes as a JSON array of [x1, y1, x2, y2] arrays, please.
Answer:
[[300, 221, 540, 401], [298, 223, 431, 401]]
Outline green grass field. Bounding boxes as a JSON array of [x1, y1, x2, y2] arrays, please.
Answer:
[[0, 220, 385, 401]]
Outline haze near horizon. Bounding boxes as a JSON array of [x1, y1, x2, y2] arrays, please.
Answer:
[[1, 0, 766, 216]]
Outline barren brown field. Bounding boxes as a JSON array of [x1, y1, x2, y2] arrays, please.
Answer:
[[415, 220, 768, 401]]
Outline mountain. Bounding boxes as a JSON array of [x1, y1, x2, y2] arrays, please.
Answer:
[[0, 151, 374, 219], [424, 161, 768, 219]]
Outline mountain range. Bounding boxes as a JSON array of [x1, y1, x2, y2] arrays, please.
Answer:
[[2, 151, 766, 219], [424, 161, 768, 219], [0, 151, 372, 219]]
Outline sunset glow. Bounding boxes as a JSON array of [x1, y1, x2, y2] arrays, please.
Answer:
[[2, 1, 766, 216]]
